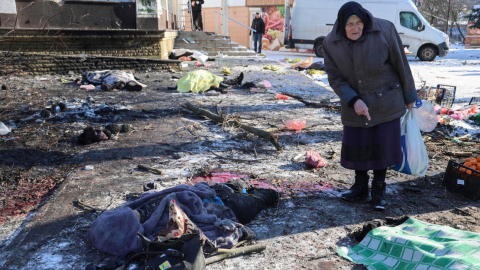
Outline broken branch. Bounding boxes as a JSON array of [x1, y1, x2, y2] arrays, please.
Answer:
[[206, 244, 267, 265], [210, 151, 265, 162], [444, 151, 472, 157], [280, 92, 336, 108], [185, 103, 282, 151], [137, 165, 163, 175]]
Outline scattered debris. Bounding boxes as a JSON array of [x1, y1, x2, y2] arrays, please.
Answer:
[[80, 84, 96, 90], [185, 102, 283, 151], [280, 92, 339, 109], [222, 68, 233, 75], [78, 126, 112, 145], [206, 244, 266, 265], [105, 124, 134, 134], [305, 150, 328, 168], [0, 121, 12, 135], [284, 120, 306, 131], [263, 65, 279, 71], [137, 164, 163, 175], [291, 57, 313, 69]]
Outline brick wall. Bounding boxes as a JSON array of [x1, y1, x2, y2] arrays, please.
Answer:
[[0, 30, 178, 60], [183, 6, 251, 47], [0, 53, 182, 76]]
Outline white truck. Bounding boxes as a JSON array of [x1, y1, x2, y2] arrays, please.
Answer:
[[286, 0, 449, 61]]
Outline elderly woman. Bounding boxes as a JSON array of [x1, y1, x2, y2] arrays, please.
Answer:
[[323, 1, 417, 210]]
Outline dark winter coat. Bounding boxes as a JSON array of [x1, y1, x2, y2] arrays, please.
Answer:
[[323, 10, 417, 128], [251, 17, 265, 34], [190, 0, 204, 12]]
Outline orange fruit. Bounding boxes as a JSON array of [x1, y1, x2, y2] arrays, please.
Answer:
[[471, 159, 478, 165], [466, 158, 471, 163], [467, 169, 472, 175], [460, 167, 466, 172], [477, 156, 480, 162], [472, 165, 477, 171], [465, 162, 472, 167]]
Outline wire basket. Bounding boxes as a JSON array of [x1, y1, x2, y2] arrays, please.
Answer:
[[416, 84, 456, 109]]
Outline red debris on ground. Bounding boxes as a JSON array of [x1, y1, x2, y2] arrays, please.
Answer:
[[190, 172, 249, 185], [189, 171, 337, 196], [0, 176, 58, 223]]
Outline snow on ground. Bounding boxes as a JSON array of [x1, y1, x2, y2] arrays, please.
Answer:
[[264, 45, 480, 101], [265, 46, 480, 137]]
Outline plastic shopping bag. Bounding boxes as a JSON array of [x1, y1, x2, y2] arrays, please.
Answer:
[[391, 109, 429, 176], [412, 100, 437, 132]]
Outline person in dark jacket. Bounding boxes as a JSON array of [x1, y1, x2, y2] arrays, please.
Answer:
[[323, 1, 418, 210], [189, 0, 204, 31], [251, 12, 265, 54]]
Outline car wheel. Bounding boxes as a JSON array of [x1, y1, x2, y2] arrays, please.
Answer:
[[314, 43, 324, 57], [418, 46, 437, 61]]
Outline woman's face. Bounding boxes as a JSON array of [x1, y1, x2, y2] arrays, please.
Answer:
[[345, 15, 364, 41]]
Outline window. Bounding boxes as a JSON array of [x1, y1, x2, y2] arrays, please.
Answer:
[[400, 12, 421, 31]]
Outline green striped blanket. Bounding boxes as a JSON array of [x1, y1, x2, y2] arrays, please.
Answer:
[[336, 218, 480, 270]]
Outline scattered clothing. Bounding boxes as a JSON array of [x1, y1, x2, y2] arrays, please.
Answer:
[[305, 151, 328, 168], [78, 126, 112, 145], [212, 180, 280, 224], [177, 70, 223, 93], [176, 71, 243, 94], [171, 49, 208, 64], [202, 196, 225, 206], [105, 123, 134, 134], [89, 183, 248, 256], [83, 70, 146, 91], [337, 217, 480, 270]]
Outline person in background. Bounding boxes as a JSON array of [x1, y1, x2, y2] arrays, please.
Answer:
[[322, 1, 417, 210], [190, 0, 204, 31], [251, 12, 265, 54]]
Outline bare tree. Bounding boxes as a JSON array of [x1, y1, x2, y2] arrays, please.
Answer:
[[417, 0, 475, 42]]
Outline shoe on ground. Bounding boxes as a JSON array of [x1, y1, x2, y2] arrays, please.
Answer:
[[125, 81, 143, 91]]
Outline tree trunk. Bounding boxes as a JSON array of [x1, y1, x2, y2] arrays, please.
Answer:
[[455, 21, 466, 43], [445, 0, 451, 33]]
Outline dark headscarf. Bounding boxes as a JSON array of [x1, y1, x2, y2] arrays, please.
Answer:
[[336, 1, 370, 39]]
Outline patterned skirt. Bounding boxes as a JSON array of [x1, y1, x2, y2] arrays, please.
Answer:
[[341, 118, 402, 171]]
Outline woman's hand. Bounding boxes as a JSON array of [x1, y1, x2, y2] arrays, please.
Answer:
[[354, 99, 371, 121], [406, 102, 415, 109]]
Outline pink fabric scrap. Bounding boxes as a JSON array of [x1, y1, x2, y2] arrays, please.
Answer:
[[305, 150, 328, 168]]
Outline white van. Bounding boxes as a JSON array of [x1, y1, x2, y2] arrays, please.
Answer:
[[286, 0, 449, 61]]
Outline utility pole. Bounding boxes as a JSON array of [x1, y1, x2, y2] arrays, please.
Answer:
[[222, 0, 228, 36], [284, 0, 290, 45]]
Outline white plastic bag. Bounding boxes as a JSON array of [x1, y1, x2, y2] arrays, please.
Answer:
[[392, 109, 429, 176], [412, 100, 437, 132], [0, 121, 11, 135]]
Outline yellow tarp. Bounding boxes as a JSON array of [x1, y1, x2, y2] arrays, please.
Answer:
[[177, 70, 224, 93]]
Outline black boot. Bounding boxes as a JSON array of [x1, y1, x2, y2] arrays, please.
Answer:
[[223, 72, 244, 86], [125, 81, 142, 91], [341, 174, 369, 202], [236, 72, 244, 86], [371, 180, 387, 210]]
